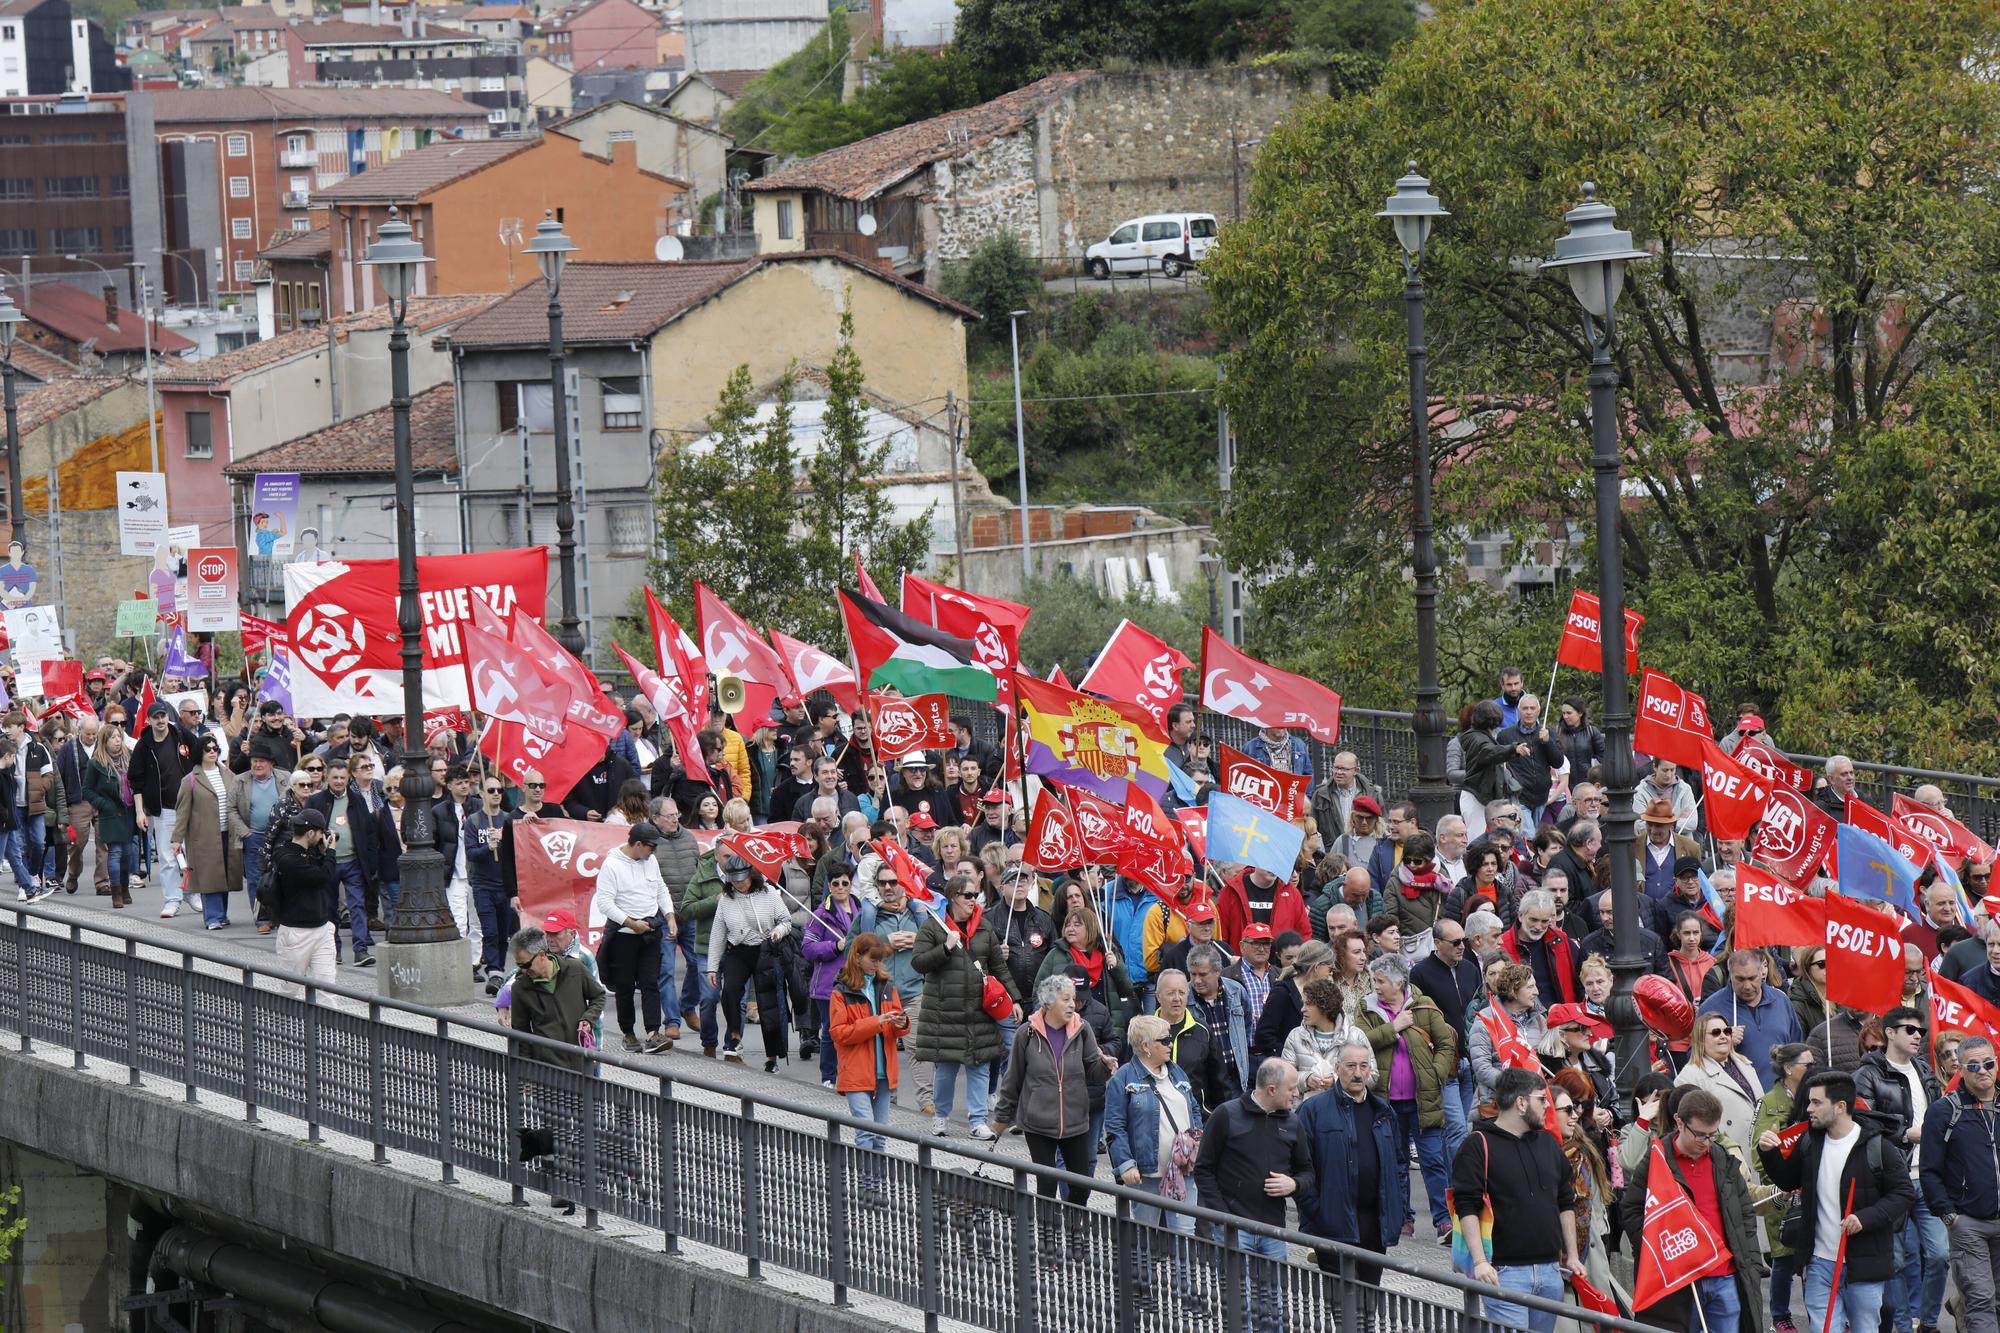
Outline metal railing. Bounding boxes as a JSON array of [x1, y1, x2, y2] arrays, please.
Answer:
[[0, 904, 1653, 1333]]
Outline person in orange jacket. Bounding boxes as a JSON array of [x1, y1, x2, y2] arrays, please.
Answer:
[[829, 932, 907, 1204]]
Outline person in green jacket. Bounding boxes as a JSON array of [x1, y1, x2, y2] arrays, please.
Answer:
[[1355, 952, 1457, 1240], [678, 848, 726, 1056], [83, 727, 141, 910], [1754, 1041, 1816, 1333]]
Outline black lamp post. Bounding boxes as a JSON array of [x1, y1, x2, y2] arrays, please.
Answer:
[[1542, 183, 1650, 1097], [0, 285, 22, 547], [1379, 164, 1452, 832], [524, 210, 584, 658], [360, 209, 466, 996]]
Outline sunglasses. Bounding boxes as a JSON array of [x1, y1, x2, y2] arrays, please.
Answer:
[[484, 787, 502, 795], [1964, 1060, 1998, 1073], [525, 782, 545, 790], [304, 764, 325, 772], [1891, 1024, 1923, 1035]]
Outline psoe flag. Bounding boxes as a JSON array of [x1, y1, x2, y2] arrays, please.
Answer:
[[1204, 791, 1306, 881], [1014, 671, 1170, 804], [1836, 823, 1924, 921]]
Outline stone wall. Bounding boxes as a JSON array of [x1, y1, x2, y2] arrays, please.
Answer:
[[926, 130, 1041, 266]]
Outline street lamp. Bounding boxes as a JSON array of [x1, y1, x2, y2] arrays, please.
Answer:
[[359, 207, 467, 1002], [1542, 182, 1649, 1101], [1008, 308, 1031, 584], [523, 210, 584, 658], [1379, 163, 1452, 833], [0, 284, 22, 546]]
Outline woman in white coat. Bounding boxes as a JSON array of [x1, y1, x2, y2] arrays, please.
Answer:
[[1673, 1008, 1766, 1177]]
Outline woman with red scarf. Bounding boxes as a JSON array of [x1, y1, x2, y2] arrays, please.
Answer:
[[911, 874, 1022, 1140], [1034, 907, 1136, 1041]]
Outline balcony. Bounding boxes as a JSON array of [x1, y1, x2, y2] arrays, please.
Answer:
[[278, 148, 316, 167], [282, 191, 311, 209]]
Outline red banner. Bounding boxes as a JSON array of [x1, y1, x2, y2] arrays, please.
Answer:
[[718, 826, 810, 882], [1825, 891, 1907, 1013], [1060, 782, 1127, 863], [1894, 792, 1996, 868], [1554, 589, 1643, 675], [1752, 787, 1838, 886], [1214, 742, 1310, 821], [1733, 863, 1826, 948], [1076, 618, 1193, 730], [865, 690, 954, 761], [1633, 1139, 1730, 1310], [240, 612, 288, 656], [1633, 669, 1711, 769], [1734, 736, 1813, 793], [509, 816, 631, 951], [1928, 966, 2000, 1049], [1698, 736, 1769, 842], [1198, 626, 1341, 744], [1174, 806, 1208, 861], [1026, 787, 1083, 871]]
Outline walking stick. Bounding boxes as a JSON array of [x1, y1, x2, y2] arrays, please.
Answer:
[[1822, 1178, 1857, 1333]]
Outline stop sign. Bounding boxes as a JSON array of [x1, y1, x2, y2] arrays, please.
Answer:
[[197, 556, 227, 582]]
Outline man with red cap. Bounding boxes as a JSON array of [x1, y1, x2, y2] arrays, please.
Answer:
[[967, 789, 1014, 857], [504, 908, 604, 1047], [1225, 923, 1279, 1029], [1160, 897, 1224, 977], [906, 809, 941, 868]]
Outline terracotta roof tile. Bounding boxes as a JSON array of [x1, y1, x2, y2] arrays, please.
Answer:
[[4, 343, 79, 383], [21, 285, 197, 355], [15, 376, 127, 435], [259, 226, 331, 262], [155, 293, 498, 383], [223, 383, 456, 477], [147, 85, 489, 124], [697, 68, 762, 99], [747, 70, 1095, 201], [312, 136, 536, 201], [293, 19, 477, 45]]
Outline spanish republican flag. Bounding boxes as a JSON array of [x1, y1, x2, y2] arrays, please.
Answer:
[[839, 588, 998, 703], [1014, 672, 1171, 805]]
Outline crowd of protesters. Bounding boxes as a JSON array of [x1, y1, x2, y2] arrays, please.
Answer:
[[27, 653, 2000, 1333]]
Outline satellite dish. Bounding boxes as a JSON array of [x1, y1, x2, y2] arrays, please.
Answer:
[[654, 235, 685, 262], [857, 213, 877, 237]]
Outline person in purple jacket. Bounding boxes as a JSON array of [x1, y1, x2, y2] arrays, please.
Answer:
[[803, 865, 877, 1089]]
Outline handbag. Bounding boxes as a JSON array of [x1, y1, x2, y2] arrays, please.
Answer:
[[1154, 1078, 1202, 1201], [1446, 1133, 1494, 1276], [975, 964, 1013, 1021]]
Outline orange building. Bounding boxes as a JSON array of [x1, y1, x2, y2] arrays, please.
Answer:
[[315, 129, 687, 316]]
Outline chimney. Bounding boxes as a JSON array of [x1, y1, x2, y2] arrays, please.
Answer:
[[102, 284, 119, 325], [369, 0, 379, 23]]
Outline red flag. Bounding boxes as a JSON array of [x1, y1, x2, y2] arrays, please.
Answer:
[[1698, 736, 1769, 841], [1058, 781, 1126, 862], [1121, 783, 1182, 853], [1213, 742, 1310, 820], [1894, 793, 1996, 868], [1633, 669, 1711, 769], [1772, 1121, 1811, 1158], [1553, 589, 1643, 674], [129, 676, 156, 737], [695, 581, 787, 726], [718, 826, 810, 882], [1198, 626, 1341, 744], [1632, 1139, 1731, 1310], [464, 604, 569, 742], [480, 715, 603, 805], [872, 836, 936, 902], [904, 574, 1029, 711], [864, 690, 953, 762], [1048, 665, 1073, 689], [644, 587, 706, 718], [422, 707, 470, 747], [852, 550, 885, 604], [1846, 796, 1938, 873], [1568, 1274, 1622, 1318], [1752, 787, 1839, 886], [508, 816, 630, 951], [1733, 863, 1827, 949], [614, 644, 710, 788], [1174, 806, 1209, 861], [38, 659, 82, 702], [1824, 891, 1907, 1012], [1076, 619, 1193, 730], [1735, 736, 1813, 793], [240, 612, 288, 656], [770, 629, 860, 715], [1927, 966, 2000, 1049], [503, 600, 624, 743], [1026, 787, 1083, 872]]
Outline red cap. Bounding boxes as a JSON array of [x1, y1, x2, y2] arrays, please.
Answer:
[[1352, 795, 1382, 817], [1239, 923, 1275, 942], [1546, 1003, 1613, 1041], [1740, 715, 1766, 733], [86, 669, 108, 683], [541, 908, 580, 933], [980, 789, 1009, 805], [779, 693, 804, 709], [908, 811, 937, 829], [1183, 900, 1216, 924]]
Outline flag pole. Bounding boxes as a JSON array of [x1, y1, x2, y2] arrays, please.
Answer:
[[1823, 1178, 1856, 1333]]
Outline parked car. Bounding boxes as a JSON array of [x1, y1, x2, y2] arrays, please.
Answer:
[[1084, 213, 1218, 279]]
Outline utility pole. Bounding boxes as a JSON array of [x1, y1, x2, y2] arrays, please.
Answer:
[[1216, 365, 1242, 645], [945, 389, 967, 580]]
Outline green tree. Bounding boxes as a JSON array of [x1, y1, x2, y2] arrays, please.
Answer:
[[1286, 0, 1414, 60], [799, 305, 936, 639], [939, 231, 1042, 346], [0, 1184, 23, 1311], [954, 0, 1204, 99], [764, 46, 984, 158], [721, 15, 852, 150], [1203, 0, 2000, 768]]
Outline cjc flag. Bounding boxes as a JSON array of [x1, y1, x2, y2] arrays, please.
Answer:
[[1076, 619, 1193, 730], [697, 581, 790, 725], [1554, 589, 1643, 675]]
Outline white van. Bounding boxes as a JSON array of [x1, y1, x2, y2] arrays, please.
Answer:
[[1084, 213, 1218, 279]]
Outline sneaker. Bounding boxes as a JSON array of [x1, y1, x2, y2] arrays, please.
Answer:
[[764, 1058, 779, 1073], [25, 884, 54, 904], [1772, 1319, 1798, 1333], [484, 975, 502, 996], [931, 1118, 950, 1138], [472, 964, 488, 984], [204, 921, 225, 931], [721, 1043, 743, 1064], [971, 1123, 996, 1142], [642, 1030, 673, 1054], [821, 1079, 836, 1091], [1437, 1223, 1455, 1244], [355, 951, 376, 968], [661, 1024, 682, 1041], [622, 1034, 643, 1053], [160, 903, 179, 919]]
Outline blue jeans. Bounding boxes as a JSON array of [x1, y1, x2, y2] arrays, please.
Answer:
[[1392, 1099, 1452, 1231], [5, 812, 44, 889], [1892, 1193, 1949, 1328], [243, 832, 268, 913], [1805, 1256, 1885, 1333], [1132, 1176, 1197, 1299], [1770, 1250, 1799, 1320], [1482, 1260, 1562, 1332], [655, 919, 683, 1027], [1232, 1230, 1287, 1331], [1442, 1064, 1475, 1160], [106, 837, 139, 889], [472, 882, 514, 973], [986, 1014, 1019, 1092], [932, 1060, 989, 1128], [335, 859, 370, 952], [845, 1081, 892, 1183], [677, 926, 718, 1048], [1689, 1273, 1740, 1333], [201, 880, 231, 927]]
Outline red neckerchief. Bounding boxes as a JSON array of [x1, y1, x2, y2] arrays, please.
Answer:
[[1072, 946, 1105, 987]]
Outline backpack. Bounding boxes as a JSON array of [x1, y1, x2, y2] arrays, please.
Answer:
[[1778, 1131, 1891, 1252]]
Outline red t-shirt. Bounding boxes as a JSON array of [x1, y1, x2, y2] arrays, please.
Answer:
[[1672, 1140, 1735, 1277]]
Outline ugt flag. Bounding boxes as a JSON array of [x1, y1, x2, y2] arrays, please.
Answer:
[[1204, 791, 1306, 880]]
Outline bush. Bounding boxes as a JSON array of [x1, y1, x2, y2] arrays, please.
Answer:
[[939, 233, 1043, 345], [1014, 576, 1208, 678]]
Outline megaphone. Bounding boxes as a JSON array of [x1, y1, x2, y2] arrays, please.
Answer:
[[716, 672, 747, 714]]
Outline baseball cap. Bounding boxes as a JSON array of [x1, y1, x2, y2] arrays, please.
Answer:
[[1352, 795, 1382, 817], [1739, 715, 1766, 733], [147, 702, 171, 718], [294, 809, 329, 832], [86, 669, 107, 683], [980, 789, 1008, 805], [909, 811, 937, 829], [1546, 1003, 1613, 1040], [719, 854, 753, 883], [1240, 923, 1275, 942], [779, 693, 804, 709], [627, 821, 662, 847], [1183, 900, 1216, 924], [542, 908, 579, 933], [1000, 863, 1038, 883], [1673, 855, 1703, 877]]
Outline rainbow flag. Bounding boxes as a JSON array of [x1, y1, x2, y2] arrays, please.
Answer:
[[1014, 672, 1170, 804]]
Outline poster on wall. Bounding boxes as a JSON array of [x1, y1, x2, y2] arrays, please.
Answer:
[[250, 474, 301, 559]]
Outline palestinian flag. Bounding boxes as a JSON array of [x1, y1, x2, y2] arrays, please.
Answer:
[[839, 588, 998, 702]]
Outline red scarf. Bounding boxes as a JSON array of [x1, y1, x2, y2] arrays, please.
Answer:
[[1399, 866, 1442, 900], [951, 903, 984, 947], [1072, 946, 1105, 987]]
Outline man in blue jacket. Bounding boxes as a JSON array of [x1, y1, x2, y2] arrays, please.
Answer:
[[1697, 947, 1803, 1070], [1296, 1037, 1407, 1299], [1920, 1034, 2000, 1333]]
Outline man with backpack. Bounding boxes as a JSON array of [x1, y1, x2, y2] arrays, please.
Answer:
[[1920, 1034, 2000, 1333], [1449, 1066, 1581, 1332], [1758, 1070, 1916, 1333]]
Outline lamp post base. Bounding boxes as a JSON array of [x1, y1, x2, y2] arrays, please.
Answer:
[[376, 938, 475, 1008], [1409, 779, 1455, 837]]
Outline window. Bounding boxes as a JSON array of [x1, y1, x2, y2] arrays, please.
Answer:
[[496, 381, 522, 433], [289, 175, 308, 194], [233, 259, 255, 281], [184, 410, 214, 459], [43, 176, 98, 198], [286, 134, 308, 154], [42, 131, 96, 145], [275, 280, 292, 330], [0, 24, 12, 38], [110, 175, 128, 197], [306, 282, 322, 318], [113, 227, 132, 250], [0, 228, 34, 255], [0, 179, 30, 200], [776, 198, 794, 240], [227, 133, 248, 156], [1188, 217, 1216, 239], [1108, 224, 1137, 245], [607, 505, 649, 555], [479, 75, 503, 91], [1141, 221, 1179, 242], [601, 376, 642, 430], [229, 176, 250, 198], [608, 129, 635, 143], [291, 217, 311, 231], [230, 217, 253, 239], [51, 226, 100, 250]]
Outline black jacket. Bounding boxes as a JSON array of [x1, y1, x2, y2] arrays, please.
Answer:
[[1920, 1088, 2000, 1222], [998, 902, 1056, 1000], [1450, 1117, 1577, 1266], [306, 788, 381, 880], [1618, 1133, 1766, 1332], [1250, 977, 1305, 1060], [129, 724, 197, 815], [1161, 1011, 1236, 1113], [1410, 952, 1483, 1047], [562, 753, 636, 822], [1758, 1112, 1915, 1282], [1555, 722, 1604, 787], [1853, 1051, 1942, 1147], [265, 838, 336, 929], [1497, 722, 1563, 807], [1580, 924, 1668, 977], [1191, 1092, 1316, 1229]]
